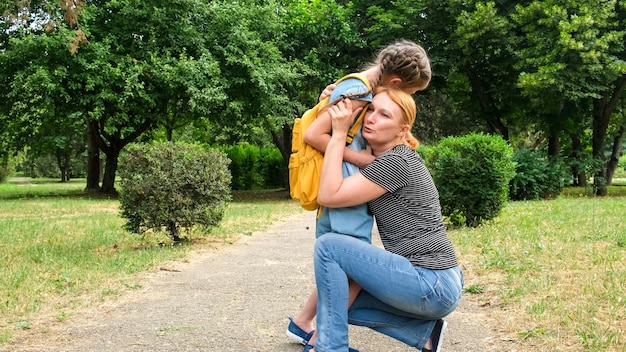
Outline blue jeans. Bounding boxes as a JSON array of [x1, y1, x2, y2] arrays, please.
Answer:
[[314, 233, 464, 352]]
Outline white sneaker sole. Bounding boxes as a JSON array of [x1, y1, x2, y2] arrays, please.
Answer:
[[285, 328, 307, 345]]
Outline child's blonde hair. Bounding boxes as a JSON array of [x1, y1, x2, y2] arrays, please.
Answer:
[[366, 39, 432, 92]]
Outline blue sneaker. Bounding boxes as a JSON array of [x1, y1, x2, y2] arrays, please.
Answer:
[[286, 317, 314, 345]]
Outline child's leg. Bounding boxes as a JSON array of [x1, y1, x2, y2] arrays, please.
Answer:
[[291, 289, 317, 333], [305, 279, 362, 346]]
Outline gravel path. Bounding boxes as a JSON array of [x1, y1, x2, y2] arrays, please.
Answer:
[[3, 212, 507, 352]]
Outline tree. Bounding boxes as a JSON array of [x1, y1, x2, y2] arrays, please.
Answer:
[[75, 0, 229, 194], [347, 0, 522, 142], [426, 1, 528, 141], [0, 11, 87, 182], [513, 0, 626, 195], [197, 1, 305, 173], [1, 0, 222, 190]]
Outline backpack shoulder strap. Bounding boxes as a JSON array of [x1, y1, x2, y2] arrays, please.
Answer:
[[337, 73, 370, 145], [345, 107, 366, 145]]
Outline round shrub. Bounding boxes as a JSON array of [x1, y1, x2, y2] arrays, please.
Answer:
[[424, 133, 516, 227], [509, 148, 568, 200], [118, 142, 232, 242]]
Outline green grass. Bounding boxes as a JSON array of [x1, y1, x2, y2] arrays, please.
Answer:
[[1, 178, 625, 350], [451, 196, 626, 351], [561, 179, 626, 198], [0, 177, 88, 199], [0, 178, 303, 345]]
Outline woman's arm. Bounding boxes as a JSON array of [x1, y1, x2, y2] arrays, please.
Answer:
[[304, 103, 375, 169], [317, 99, 387, 208]]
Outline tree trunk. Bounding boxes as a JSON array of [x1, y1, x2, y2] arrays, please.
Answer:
[[270, 123, 291, 166], [0, 153, 9, 183], [606, 126, 625, 185], [100, 147, 120, 195], [592, 101, 610, 196], [168, 220, 181, 242], [57, 151, 71, 182], [570, 135, 586, 187], [547, 135, 559, 157], [592, 75, 626, 196], [463, 66, 509, 141], [271, 123, 292, 191], [86, 120, 101, 192]]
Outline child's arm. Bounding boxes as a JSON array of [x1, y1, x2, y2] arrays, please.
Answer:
[[304, 100, 375, 169]]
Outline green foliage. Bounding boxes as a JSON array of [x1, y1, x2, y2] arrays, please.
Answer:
[[0, 153, 14, 183], [118, 142, 232, 241], [258, 147, 287, 189], [619, 154, 626, 170], [221, 144, 259, 190], [19, 153, 87, 179], [424, 133, 516, 227], [280, 0, 366, 97], [219, 144, 285, 190], [509, 148, 569, 200]]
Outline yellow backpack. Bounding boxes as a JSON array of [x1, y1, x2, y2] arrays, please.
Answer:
[[288, 73, 371, 211]]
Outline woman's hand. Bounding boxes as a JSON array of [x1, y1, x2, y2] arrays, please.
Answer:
[[327, 98, 362, 137], [319, 83, 336, 101]]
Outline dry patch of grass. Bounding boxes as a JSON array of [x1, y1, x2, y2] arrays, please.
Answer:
[[452, 197, 626, 351]]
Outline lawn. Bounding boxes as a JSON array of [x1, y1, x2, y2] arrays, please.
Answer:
[[0, 178, 303, 345], [452, 193, 625, 351], [0, 178, 624, 351]]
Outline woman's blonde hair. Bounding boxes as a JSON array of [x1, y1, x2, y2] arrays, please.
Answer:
[[366, 39, 432, 92], [374, 86, 420, 149]]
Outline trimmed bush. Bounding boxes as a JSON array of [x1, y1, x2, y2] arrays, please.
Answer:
[[222, 144, 259, 190], [118, 142, 232, 241], [258, 147, 286, 188], [424, 133, 516, 227], [220, 144, 285, 190], [509, 148, 568, 200]]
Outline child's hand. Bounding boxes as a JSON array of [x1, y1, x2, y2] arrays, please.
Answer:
[[319, 83, 336, 101]]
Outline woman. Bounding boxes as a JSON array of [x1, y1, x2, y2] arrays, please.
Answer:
[[287, 40, 433, 347], [307, 87, 464, 352]]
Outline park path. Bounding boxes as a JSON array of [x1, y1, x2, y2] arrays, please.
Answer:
[[3, 212, 504, 352]]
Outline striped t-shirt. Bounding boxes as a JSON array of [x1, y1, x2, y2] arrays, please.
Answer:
[[360, 145, 458, 270]]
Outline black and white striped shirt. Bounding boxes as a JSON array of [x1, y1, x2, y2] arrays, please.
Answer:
[[361, 145, 458, 270]]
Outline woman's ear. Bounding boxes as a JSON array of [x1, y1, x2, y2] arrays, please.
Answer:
[[397, 124, 410, 137]]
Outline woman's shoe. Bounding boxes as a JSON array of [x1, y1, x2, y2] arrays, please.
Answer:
[[422, 319, 447, 352], [286, 317, 314, 345]]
